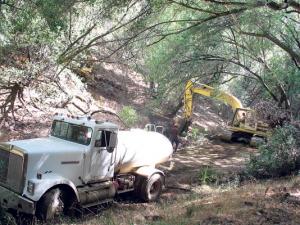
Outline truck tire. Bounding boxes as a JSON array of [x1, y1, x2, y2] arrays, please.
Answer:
[[250, 136, 265, 147], [17, 214, 36, 225], [36, 188, 65, 221], [140, 173, 164, 202]]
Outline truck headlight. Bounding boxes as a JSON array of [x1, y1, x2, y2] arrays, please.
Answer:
[[27, 181, 35, 195]]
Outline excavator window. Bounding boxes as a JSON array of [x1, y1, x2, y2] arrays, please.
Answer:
[[244, 111, 257, 129], [232, 109, 257, 130]]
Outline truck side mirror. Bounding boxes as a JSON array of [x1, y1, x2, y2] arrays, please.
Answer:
[[107, 132, 117, 153]]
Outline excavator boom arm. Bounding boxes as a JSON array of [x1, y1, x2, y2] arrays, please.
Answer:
[[184, 80, 243, 120]]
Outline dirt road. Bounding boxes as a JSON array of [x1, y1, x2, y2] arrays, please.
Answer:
[[161, 140, 255, 190]]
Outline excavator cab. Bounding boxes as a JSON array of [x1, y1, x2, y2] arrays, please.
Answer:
[[229, 108, 269, 138], [231, 108, 257, 131]]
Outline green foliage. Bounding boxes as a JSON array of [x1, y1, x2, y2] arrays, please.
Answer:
[[187, 127, 208, 143], [132, 0, 300, 118], [247, 125, 300, 178], [0, 0, 300, 125], [118, 106, 139, 128], [189, 127, 200, 141], [198, 166, 218, 184], [35, 0, 76, 31]]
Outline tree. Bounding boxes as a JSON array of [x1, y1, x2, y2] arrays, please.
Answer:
[[0, 0, 141, 125], [1, 0, 299, 125], [126, 0, 299, 117]]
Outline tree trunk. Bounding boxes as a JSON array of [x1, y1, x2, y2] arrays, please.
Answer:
[[166, 97, 183, 117]]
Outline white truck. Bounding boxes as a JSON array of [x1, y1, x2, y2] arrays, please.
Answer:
[[0, 114, 173, 221]]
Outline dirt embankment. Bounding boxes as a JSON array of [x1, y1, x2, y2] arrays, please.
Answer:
[[1, 59, 231, 142], [0, 62, 151, 142]]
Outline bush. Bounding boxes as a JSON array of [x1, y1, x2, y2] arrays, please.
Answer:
[[187, 127, 207, 143], [246, 124, 300, 178], [118, 106, 139, 128], [198, 166, 219, 184], [189, 127, 200, 141]]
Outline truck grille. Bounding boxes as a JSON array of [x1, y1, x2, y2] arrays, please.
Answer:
[[0, 145, 25, 193]]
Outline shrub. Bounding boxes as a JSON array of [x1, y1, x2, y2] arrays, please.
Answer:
[[253, 101, 291, 128], [189, 127, 200, 141], [198, 166, 219, 184], [118, 106, 139, 128], [187, 127, 207, 143], [246, 124, 300, 178]]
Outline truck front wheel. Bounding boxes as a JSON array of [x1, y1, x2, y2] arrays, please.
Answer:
[[140, 173, 164, 202], [36, 188, 65, 221]]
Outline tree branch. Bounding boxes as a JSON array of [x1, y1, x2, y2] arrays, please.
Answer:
[[182, 54, 279, 102], [169, 0, 219, 15], [239, 30, 300, 65]]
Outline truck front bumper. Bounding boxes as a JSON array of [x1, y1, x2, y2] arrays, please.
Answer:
[[0, 185, 35, 214]]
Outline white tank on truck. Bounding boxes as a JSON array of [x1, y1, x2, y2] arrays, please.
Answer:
[[115, 129, 172, 173], [0, 114, 173, 222]]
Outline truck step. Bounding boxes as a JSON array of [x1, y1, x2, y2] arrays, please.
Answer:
[[117, 188, 134, 194], [81, 198, 113, 208]]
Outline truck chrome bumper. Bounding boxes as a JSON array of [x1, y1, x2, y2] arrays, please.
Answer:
[[0, 185, 35, 214]]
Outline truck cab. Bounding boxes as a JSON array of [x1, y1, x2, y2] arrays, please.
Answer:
[[0, 114, 172, 221]]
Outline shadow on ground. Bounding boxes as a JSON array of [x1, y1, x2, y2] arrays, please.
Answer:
[[160, 140, 256, 192]]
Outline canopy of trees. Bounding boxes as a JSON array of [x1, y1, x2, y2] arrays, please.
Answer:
[[0, 0, 299, 126]]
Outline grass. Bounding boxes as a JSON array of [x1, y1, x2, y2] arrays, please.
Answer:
[[35, 177, 293, 225], [137, 176, 300, 225], [198, 166, 219, 185], [0, 171, 300, 225], [0, 178, 293, 225], [15, 175, 300, 225]]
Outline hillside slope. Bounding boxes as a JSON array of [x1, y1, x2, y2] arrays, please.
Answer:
[[0, 62, 229, 142]]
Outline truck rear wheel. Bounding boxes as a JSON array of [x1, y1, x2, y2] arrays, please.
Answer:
[[140, 173, 164, 202], [36, 188, 65, 221]]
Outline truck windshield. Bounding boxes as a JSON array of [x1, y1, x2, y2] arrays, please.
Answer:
[[51, 120, 93, 145]]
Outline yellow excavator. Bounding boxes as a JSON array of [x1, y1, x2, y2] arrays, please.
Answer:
[[184, 80, 269, 145]]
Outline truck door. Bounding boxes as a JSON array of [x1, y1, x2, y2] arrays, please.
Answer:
[[89, 130, 117, 181]]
